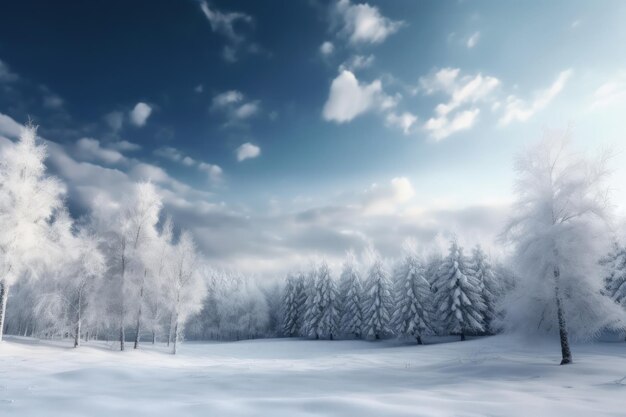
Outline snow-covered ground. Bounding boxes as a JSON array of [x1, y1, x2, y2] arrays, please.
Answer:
[[0, 335, 625, 417]]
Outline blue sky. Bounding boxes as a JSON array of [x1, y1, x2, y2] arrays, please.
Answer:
[[1, 0, 626, 276]]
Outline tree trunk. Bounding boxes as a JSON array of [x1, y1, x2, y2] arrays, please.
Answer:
[[120, 324, 125, 351], [167, 313, 173, 347], [460, 333, 466, 341], [172, 319, 179, 355], [152, 330, 156, 345], [417, 335, 423, 345], [554, 266, 573, 365], [133, 271, 146, 349], [74, 289, 83, 348], [0, 280, 9, 341]]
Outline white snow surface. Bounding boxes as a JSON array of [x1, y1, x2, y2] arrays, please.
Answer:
[[1, 335, 625, 416]]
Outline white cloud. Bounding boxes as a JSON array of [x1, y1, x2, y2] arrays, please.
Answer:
[[198, 1, 255, 63], [419, 68, 498, 139], [75, 138, 126, 164], [212, 90, 260, 125], [385, 112, 417, 134], [499, 69, 572, 125], [234, 101, 260, 119], [323, 70, 392, 123], [571, 19, 581, 29], [236, 142, 261, 162], [195, 84, 204, 93], [129, 102, 152, 127], [419, 67, 460, 94], [212, 90, 244, 108], [105, 111, 124, 131], [109, 140, 141, 152], [339, 54, 375, 71], [362, 177, 415, 215], [466, 31, 480, 48], [199, 1, 252, 43], [0, 59, 18, 83], [335, 0, 404, 45], [43, 95, 64, 109], [425, 108, 480, 141], [155, 146, 223, 183], [198, 162, 223, 182], [320, 41, 335, 55], [0, 113, 24, 138], [590, 72, 626, 110], [155, 146, 184, 162]]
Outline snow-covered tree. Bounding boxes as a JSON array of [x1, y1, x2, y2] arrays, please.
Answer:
[[301, 268, 319, 338], [68, 228, 106, 347], [468, 245, 498, 334], [602, 242, 626, 316], [392, 250, 433, 345], [433, 240, 485, 341], [503, 132, 625, 364], [0, 124, 65, 341], [362, 255, 394, 340], [314, 262, 339, 340], [100, 181, 162, 350], [338, 254, 363, 339], [282, 273, 305, 337], [165, 231, 205, 354]]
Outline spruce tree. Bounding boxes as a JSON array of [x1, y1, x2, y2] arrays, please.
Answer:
[[433, 240, 485, 341], [281, 274, 302, 337], [602, 242, 626, 314], [315, 263, 340, 340], [338, 255, 363, 338], [393, 253, 433, 345], [301, 268, 320, 338], [468, 245, 497, 334], [362, 257, 394, 340]]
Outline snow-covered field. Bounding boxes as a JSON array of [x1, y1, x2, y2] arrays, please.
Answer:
[[1, 335, 625, 417]]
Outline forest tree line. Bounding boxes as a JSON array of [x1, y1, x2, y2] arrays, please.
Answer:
[[1, 125, 626, 363]]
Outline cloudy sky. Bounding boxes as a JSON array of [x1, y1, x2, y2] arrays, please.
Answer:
[[1, 0, 626, 276]]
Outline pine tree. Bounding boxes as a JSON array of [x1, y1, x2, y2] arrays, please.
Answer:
[[433, 240, 485, 341], [392, 253, 433, 345], [362, 257, 394, 340], [338, 255, 363, 338], [282, 274, 303, 337], [301, 268, 319, 338], [315, 263, 339, 340], [468, 245, 497, 334], [602, 241, 626, 315]]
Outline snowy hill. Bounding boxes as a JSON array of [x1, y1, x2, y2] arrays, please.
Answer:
[[1, 336, 625, 416]]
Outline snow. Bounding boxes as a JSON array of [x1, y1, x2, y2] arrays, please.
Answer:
[[1, 335, 625, 416]]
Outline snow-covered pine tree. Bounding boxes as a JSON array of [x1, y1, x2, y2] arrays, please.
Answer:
[[314, 262, 339, 340], [281, 274, 303, 337], [338, 254, 363, 338], [301, 267, 319, 338], [433, 240, 485, 341], [468, 245, 497, 334], [392, 252, 433, 345], [602, 241, 626, 318], [362, 256, 394, 340]]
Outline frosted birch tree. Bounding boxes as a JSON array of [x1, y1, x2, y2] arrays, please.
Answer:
[[0, 125, 65, 341], [166, 231, 205, 354], [503, 132, 625, 364], [104, 181, 161, 350]]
